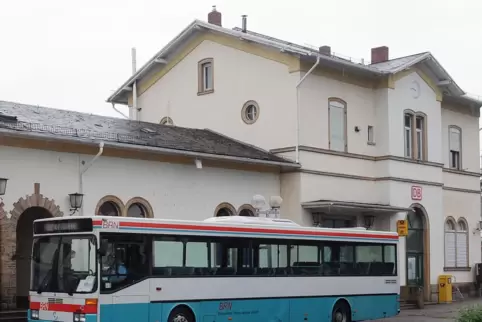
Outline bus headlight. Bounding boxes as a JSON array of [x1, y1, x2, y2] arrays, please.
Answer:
[[73, 313, 86, 322], [30, 310, 39, 320]]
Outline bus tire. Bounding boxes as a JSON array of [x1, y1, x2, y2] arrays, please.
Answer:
[[168, 306, 195, 322], [332, 300, 351, 322]]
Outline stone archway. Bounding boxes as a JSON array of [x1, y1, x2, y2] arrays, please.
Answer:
[[0, 183, 63, 309]]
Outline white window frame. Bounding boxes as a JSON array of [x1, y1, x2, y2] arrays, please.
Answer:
[[404, 112, 413, 158], [403, 111, 426, 160], [328, 98, 347, 152], [198, 58, 214, 95], [444, 217, 469, 269], [449, 125, 462, 170]]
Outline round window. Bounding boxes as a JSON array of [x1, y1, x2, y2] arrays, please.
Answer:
[[241, 101, 259, 124]]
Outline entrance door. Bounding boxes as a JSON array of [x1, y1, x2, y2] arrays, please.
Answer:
[[406, 210, 424, 287]]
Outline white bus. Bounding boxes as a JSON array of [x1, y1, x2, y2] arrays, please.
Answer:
[[28, 215, 400, 322]]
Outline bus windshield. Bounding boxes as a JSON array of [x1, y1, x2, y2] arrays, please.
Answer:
[[30, 235, 97, 294]]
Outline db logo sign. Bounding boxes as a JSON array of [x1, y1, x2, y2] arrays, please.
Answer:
[[40, 302, 49, 311], [411, 186, 422, 201]]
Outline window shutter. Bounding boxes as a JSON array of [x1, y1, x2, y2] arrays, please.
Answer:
[[449, 128, 460, 152], [456, 232, 468, 267], [444, 231, 456, 267], [329, 104, 345, 151]]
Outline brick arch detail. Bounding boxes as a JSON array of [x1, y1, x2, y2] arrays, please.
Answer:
[[94, 195, 125, 216], [214, 202, 237, 217], [125, 197, 154, 218], [9, 194, 63, 223]]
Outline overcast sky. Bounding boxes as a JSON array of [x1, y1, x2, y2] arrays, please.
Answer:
[[1, 0, 481, 121]]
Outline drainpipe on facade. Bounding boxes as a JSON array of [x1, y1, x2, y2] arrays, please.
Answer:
[[132, 47, 139, 121], [79, 142, 104, 216], [295, 55, 320, 163]]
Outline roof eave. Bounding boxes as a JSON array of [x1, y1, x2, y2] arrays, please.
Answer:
[[106, 20, 203, 104], [0, 127, 300, 169]]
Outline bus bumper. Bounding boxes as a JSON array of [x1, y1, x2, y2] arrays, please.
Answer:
[[28, 309, 97, 322]]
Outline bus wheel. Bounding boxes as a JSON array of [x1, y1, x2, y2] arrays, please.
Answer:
[[168, 306, 195, 322], [332, 300, 351, 322]]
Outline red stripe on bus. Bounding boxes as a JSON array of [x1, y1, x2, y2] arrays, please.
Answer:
[[93, 219, 397, 240], [29, 302, 97, 314]]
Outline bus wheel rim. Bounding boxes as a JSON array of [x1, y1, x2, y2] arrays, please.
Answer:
[[334, 310, 346, 322], [173, 315, 189, 322]]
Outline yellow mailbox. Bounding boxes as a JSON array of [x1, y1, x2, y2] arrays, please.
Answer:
[[438, 275, 453, 303]]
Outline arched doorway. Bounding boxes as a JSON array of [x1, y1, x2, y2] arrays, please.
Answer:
[[15, 207, 52, 308], [405, 205, 430, 301]]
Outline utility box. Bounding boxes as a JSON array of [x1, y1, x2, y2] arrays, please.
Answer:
[[438, 275, 453, 303]]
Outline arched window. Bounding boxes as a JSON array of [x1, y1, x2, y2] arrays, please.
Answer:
[[444, 217, 456, 267], [125, 197, 154, 218], [444, 217, 469, 269], [214, 202, 236, 217], [328, 98, 347, 152], [127, 203, 146, 217], [456, 219, 469, 267], [98, 201, 121, 216]]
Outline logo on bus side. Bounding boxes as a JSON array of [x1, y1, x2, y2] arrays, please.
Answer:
[[219, 302, 232, 311], [102, 219, 119, 229], [39, 302, 49, 311]]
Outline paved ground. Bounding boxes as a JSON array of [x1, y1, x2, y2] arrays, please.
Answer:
[[373, 299, 482, 322]]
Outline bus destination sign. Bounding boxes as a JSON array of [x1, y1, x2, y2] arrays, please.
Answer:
[[34, 218, 93, 234]]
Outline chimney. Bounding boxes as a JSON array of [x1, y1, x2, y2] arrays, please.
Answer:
[[371, 46, 389, 64], [319, 45, 331, 56], [208, 5, 222, 27], [241, 15, 247, 33]]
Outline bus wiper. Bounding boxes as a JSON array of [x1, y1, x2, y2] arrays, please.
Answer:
[[37, 269, 53, 294]]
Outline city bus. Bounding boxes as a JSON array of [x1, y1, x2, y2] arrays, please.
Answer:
[[28, 215, 400, 322]]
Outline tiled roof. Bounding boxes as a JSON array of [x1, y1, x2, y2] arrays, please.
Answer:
[[0, 100, 297, 166], [369, 52, 429, 73]]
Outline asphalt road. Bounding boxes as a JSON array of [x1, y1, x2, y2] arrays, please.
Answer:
[[373, 299, 482, 322]]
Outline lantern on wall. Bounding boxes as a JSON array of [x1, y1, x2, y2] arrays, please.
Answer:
[[69, 193, 84, 214], [0, 178, 8, 196]]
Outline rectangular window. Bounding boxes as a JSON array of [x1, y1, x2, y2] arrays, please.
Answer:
[[415, 116, 424, 160], [449, 127, 461, 169], [329, 100, 347, 152], [367, 125, 374, 144], [257, 243, 288, 268], [149, 235, 397, 277], [153, 238, 183, 267], [404, 113, 413, 157]]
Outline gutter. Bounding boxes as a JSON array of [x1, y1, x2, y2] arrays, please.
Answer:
[[0, 129, 300, 169]]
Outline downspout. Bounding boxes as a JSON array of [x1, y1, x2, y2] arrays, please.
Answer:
[[111, 102, 129, 119], [132, 47, 138, 121], [79, 142, 104, 216], [295, 55, 320, 163]]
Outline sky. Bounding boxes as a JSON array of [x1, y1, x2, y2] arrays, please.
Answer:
[[1, 0, 481, 120]]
